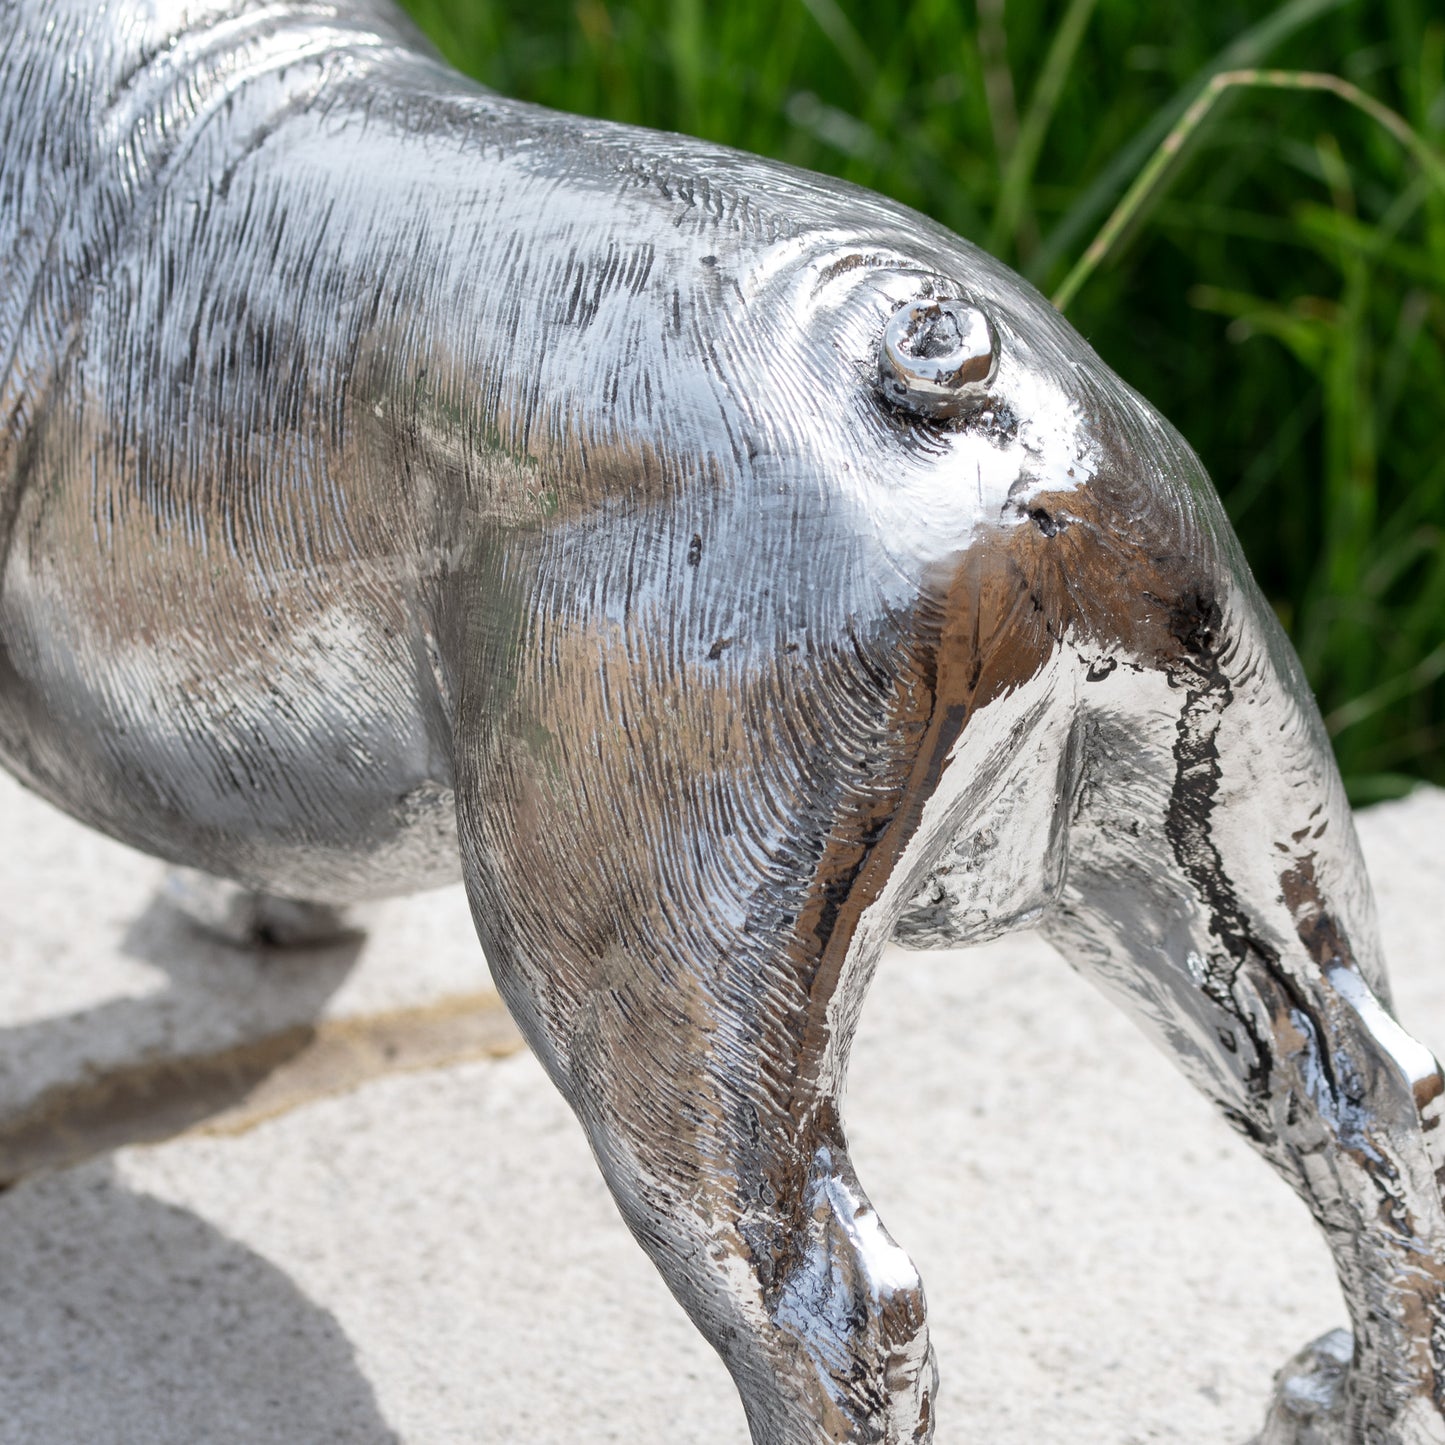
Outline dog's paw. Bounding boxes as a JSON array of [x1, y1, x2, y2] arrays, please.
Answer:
[[162, 867, 359, 948], [1252, 1330, 1352, 1445], [1253, 1330, 1445, 1445]]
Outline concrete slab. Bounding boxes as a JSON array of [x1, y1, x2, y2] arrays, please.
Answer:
[[2, 776, 1444, 1442]]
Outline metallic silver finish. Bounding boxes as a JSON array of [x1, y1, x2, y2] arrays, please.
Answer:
[[2, 3, 1443, 1441], [877, 298, 997, 418]]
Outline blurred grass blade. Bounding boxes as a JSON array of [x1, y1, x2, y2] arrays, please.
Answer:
[[1053, 69, 1445, 312], [1295, 204, 1445, 287], [398, 0, 467, 67], [976, 0, 1021, 169], [988, 0, 1098, 260], [668, 0, 706, 132], [1030, 0, 1351, 283], [796, 0, 876, 88], [1326, 641, 1445, 736]]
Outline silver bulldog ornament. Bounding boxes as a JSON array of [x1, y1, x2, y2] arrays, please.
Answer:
[[2, 3, 1443, 1441]]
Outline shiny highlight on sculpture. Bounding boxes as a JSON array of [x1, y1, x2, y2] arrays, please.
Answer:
[[1, 2, 1443, 1442]]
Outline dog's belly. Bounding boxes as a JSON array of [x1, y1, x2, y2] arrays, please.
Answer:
[[0, 500, 460, 903]]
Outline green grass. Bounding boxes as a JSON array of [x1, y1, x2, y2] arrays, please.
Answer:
[[398, 0, 1445, 805]]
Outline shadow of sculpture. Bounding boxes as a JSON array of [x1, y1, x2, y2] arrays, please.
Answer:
[[0, 1157, 401, 1444], [0, 891, 365, 1183]]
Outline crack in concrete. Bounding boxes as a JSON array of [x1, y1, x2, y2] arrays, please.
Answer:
[[0, 990, 523, 1187]]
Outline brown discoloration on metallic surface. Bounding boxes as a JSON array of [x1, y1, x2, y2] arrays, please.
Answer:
[[1280, 853, 1361, 978]]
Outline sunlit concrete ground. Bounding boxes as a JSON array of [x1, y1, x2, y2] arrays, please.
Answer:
[[3, 768, 1444, 1444]]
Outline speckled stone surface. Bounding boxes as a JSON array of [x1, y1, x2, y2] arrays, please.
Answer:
[[2, 780, 1443, 1443]]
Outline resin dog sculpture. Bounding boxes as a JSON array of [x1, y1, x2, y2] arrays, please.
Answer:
[[2, 3, 1443, 1441]]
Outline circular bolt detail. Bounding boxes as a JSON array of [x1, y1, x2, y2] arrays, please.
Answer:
[[877, 299, 997, 420]]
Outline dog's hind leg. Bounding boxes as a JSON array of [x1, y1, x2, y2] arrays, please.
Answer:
[[1046, 591, 1445, 1445], [455, 804, 938, 1445], [444, 570, 973, 1443]]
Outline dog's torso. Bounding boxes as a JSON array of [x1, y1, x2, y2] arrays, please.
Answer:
[[0, 1, 468, 896], [0, 0, 1115, 919]]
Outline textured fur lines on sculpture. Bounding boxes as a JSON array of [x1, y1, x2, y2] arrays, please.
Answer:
[[2, 2, 1445, 1441]]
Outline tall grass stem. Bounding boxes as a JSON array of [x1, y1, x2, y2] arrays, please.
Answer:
[[1052, 68, 1445, 313], [988, 0, 1098, 260], [1029, 0, 1351, 283]]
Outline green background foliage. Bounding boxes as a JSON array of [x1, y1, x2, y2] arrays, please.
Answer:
[[398, 0, 1445, 803]]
